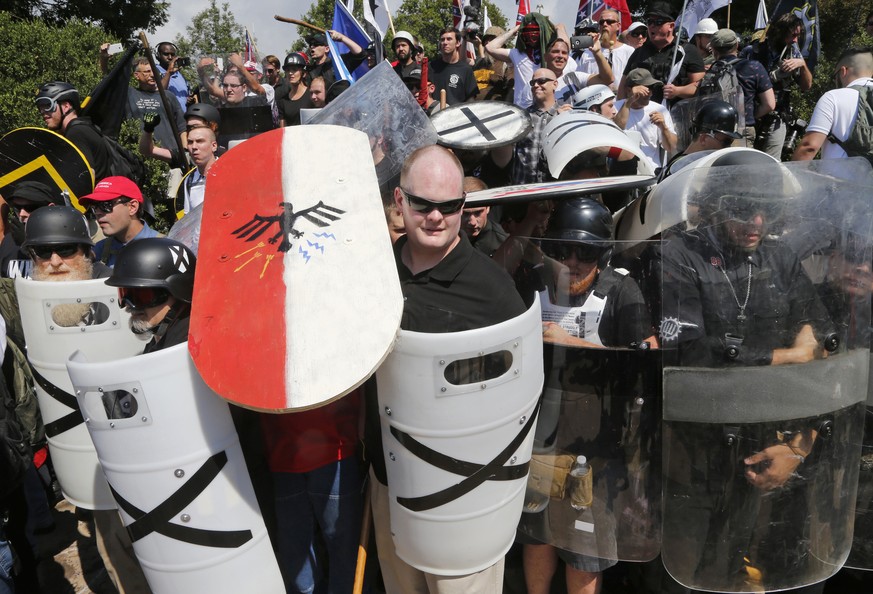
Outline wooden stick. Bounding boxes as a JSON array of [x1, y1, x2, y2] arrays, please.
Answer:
[[440, 89, 447, 111], [274, 15, 326, 33], [383, 0, 397, 37], [352, 485, 373, 594]]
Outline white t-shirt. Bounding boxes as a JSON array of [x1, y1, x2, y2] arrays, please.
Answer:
[[510, 48, 576, 109], [575, 43, 634, 90], [616, 99, 676, 170], [806, 77, 873, 159], [556, 71, 593, 105]]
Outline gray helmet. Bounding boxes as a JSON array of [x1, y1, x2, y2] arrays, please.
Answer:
[[105, 238, 196, 303], [392, 31, 417, 53], [185, 103, 220, 126], [22, 205, 93, 248], [35, 81, 80, 111]]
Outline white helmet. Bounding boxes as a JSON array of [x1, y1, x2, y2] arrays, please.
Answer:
[[696, 18, 718, 36], [572, 84, 616, 111], [392, 31, 417, 52]]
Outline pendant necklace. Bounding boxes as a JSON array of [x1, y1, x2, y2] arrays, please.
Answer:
[[718, 258, 753, 322]]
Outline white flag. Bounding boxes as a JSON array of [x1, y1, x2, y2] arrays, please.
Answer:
[[678, 0, 732, 38], [755, 0, 769, 30], [484, 4, 493, 32]]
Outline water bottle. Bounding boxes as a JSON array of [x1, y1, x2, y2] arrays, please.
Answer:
[[569, 455, 593, 510]]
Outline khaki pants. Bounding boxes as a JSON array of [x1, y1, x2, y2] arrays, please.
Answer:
[[370, 469, 505, 594]]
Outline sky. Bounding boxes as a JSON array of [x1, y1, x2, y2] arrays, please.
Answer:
[[149, 0, 578, 60]]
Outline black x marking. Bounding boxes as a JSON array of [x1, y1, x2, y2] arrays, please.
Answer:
[[31, 367, 84, 438], [110, 450, 253, 548], [391, 398, 540, 512], [439, 108, 516, 141]]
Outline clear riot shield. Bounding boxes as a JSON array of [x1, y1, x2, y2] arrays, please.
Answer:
[[65, 343, 284, 593], [309, 61, 438, 197], [375, 301, 543, 575], [656, 156, 873, 592], [510, 235, 662, 562], [848, 359, 873, 570], [669, 89, 746, 154], [16, 277, 145, 509]]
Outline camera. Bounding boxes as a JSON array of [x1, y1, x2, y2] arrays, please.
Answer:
[[176, 57, 192, 68], [463, 2, 480, 39], [570, 35, 594, 51]]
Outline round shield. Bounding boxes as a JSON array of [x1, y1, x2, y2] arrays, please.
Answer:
[[0, 127, 94, 210], [431, 102, 531, 150], [656, 157, 873, 591]]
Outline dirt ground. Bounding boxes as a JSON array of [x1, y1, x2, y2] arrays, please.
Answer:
[[34, 500, 116, 594]]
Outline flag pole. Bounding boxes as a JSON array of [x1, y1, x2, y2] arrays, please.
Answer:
[[669, 0, 691, 84], [727, 0, 732, 29], [383, 0, 397, 37]]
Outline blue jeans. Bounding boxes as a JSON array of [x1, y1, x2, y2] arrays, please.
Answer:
[[273, 458, 364, 594], [0, 531, 14, 594]]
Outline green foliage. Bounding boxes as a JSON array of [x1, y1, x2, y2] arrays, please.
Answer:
[[173, 0, 245, 59], [0, 12, 109, 133], [5, 0, 167, 41], [390, 0, 508, 55]]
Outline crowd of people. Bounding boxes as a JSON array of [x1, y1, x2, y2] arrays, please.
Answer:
[[3, 3, 873, 594]]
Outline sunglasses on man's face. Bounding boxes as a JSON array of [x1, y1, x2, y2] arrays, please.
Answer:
[[86, 198, 130, 215], [400, 189, 466, 215], [118, 286, 171, 310], [599, 19, 618, 25], [543, 243, 605, 263], [629, 29, 648, 38], [647, 19, 670, 26], [530, 77, 556, 87], [29, 243, 81, 260]]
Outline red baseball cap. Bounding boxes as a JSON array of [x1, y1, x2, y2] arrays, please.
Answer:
[[81, 176, 143, 203]]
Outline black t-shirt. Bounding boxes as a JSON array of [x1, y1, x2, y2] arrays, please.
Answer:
[[64, 117, 113, 181], [125, 87, 187, 150], [277, 92, 314, 126], [366, 233, 527, 483], [624, 38, 705, 105], [428, 58, 478, 106]]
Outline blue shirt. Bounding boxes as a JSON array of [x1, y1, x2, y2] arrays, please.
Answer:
[[94, 222, 161, 267], [156, 64, 189, 112]]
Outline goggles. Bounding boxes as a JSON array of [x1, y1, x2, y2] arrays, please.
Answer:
[[118, 286, 171, 310], [35, 97, 59, 114], [400, 189, 466, 215]]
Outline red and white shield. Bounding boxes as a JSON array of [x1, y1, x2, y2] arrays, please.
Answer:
[[190, 125, 402, 412]]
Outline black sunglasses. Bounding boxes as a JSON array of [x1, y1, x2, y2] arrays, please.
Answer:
[[529, 77, 556, 87], [118, 286, 171, 310], [29, 243, 82, 260], [400, 188, 466, 215], [599, 18, 618, 25], [543, 243, 605, 263], [629, 29, 648, 38], [647, 19, 670, 26], [86, 198, 130, 214]]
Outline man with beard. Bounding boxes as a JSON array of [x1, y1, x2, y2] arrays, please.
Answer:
[[392, 30, 419, 79], [105, 238, 194, 353], [24, 205, 151, 593], [79, 177, 162, 267]]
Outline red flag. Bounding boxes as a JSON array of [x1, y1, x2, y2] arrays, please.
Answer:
[[576, 0, 632, 35], [516, 0, 530, 26], [452, 0, 463, 29]]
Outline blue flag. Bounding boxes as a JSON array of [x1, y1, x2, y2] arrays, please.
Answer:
[[771, 0, 820, 72], [331, 0, 372, 81]]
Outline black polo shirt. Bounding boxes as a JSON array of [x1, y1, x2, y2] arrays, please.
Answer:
[[366, 232, 526, 484], [624, 38, 705, 104], [395, 232, 525, 332]]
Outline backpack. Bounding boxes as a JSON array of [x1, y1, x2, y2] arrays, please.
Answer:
[[67, 119, 147, 185], [698, 56, 742, 99], [828, 84, 873, 164]]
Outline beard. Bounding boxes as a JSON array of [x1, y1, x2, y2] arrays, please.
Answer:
[[568, 266, 599, 297], [32, 256, 93, 283], [125, 306, 156, 340]]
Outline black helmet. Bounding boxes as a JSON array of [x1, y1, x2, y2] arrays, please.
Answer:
[[184, 103, 220, 126], [691, 100, 742, 139], [22, 205, 93, 248], [283, 52, 308, 70], [545, 198, 614, 266], [106, 238, 196, 303], [35, 81, 80, 111]]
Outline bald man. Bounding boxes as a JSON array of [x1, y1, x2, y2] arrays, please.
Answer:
[[513, 67, 563, 184], [793, 47, 873, 160], [367, 145, 526, 593]]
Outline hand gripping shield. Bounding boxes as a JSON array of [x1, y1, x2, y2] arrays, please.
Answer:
[[376, 301, 544, 575], [65, 343, 284, 594], [16, 277, 144, 509]]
